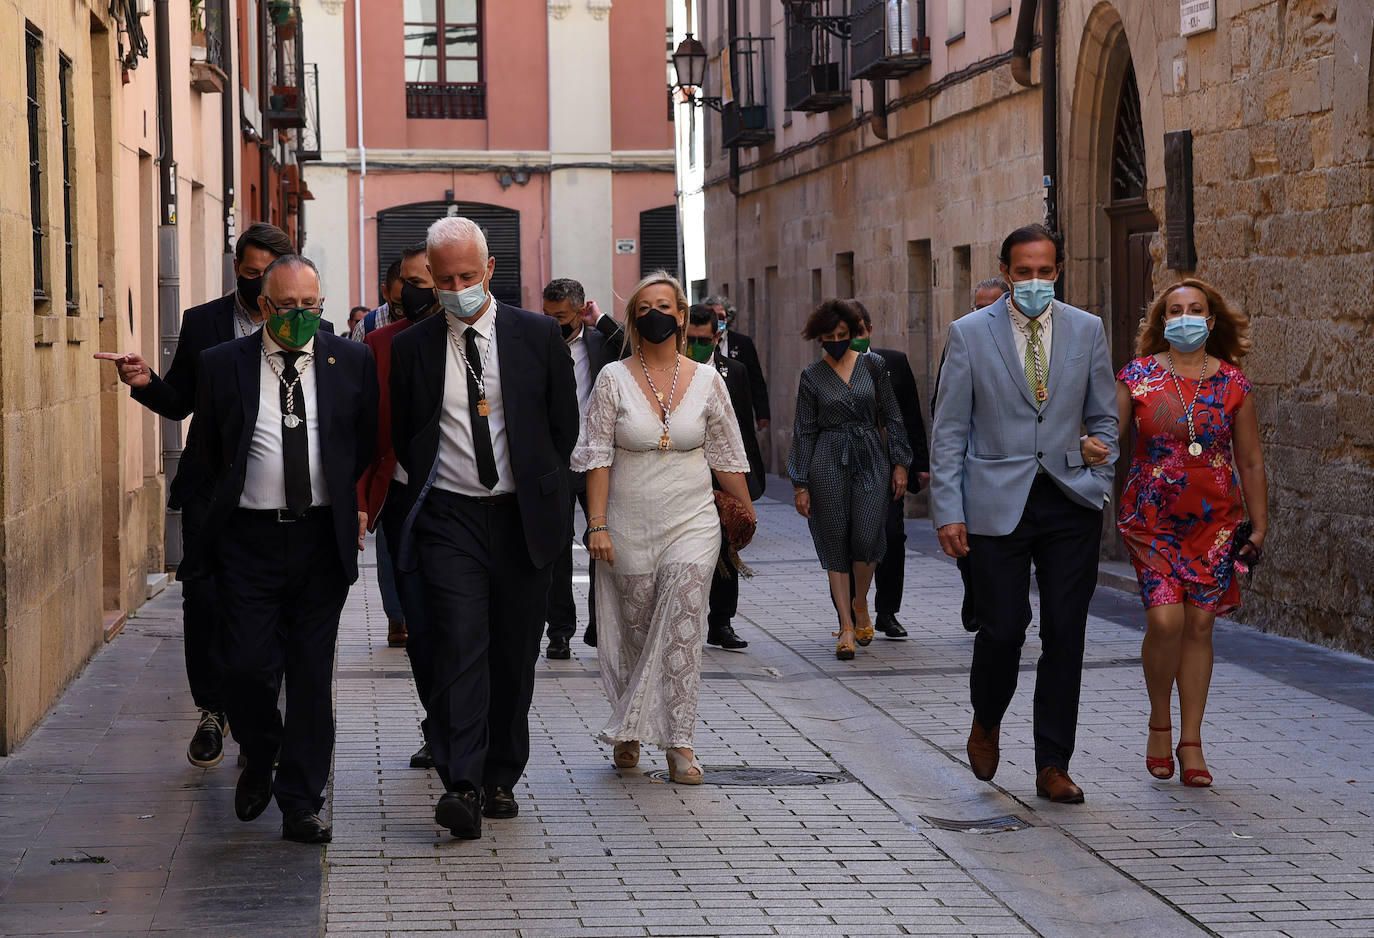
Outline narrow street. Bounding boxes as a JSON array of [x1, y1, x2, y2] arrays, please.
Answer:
[[2, 478, 1372, 937]]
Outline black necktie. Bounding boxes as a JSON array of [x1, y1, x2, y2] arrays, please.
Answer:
[[280, 350, 312, 516], [464, 327, 499, 490]]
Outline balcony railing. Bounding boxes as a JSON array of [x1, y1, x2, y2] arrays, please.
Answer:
[[406, 82, 487, 120], [785, 2, 851, 113], [850, 0, 929, 79], [296, 63, 321, 160], [720, 36, 775, 149], [264, 2, 306, 128]]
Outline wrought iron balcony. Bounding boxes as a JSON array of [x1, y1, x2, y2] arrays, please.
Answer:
[[720, 36, 774, 148], [785, 1, 852, 113], [850, 0, 930, 80], [296, 63, 321, 160], [264, 2, 306, 128], [406, 82, 487, 120]]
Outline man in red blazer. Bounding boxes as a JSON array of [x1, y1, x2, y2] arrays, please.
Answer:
[[357, 241, 440, 769]]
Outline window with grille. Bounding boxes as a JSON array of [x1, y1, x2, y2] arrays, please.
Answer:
[[26, 26, 45, 300], [60, 53, 76, 312], [404, 0, 485, 119]]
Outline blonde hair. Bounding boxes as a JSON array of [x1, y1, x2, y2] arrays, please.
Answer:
[[623, 271, 690, 356], [1136, 277, 1251, 365]]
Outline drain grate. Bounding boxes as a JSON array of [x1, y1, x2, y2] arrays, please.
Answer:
[[646, 765, 853, 786], [919, 814, 1033, 834]]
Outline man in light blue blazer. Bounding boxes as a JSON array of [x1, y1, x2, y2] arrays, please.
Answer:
[[929, 224, 1118, 804]]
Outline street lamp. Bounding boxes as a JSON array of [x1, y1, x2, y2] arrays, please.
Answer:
[[670, 33, 722, 111]]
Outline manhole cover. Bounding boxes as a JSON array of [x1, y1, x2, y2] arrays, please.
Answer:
[[919, 814, 1032, 833], [645, 765, 853, 786]]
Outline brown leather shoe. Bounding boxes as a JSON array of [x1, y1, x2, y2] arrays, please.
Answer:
[[966, 719, 1000, 781], [387, 620, 407, 648], [1036, 765, 1085, 804]]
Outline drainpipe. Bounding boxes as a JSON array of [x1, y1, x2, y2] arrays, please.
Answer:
[[1009, 1, 1060, 241], [220, 0, 235, 291], [354, 0, 367, 305], [1010, 0, 1038, 88], [154, 0, 184, 564]]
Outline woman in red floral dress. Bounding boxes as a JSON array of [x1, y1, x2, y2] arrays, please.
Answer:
[[1114, 279, 1268, 788]]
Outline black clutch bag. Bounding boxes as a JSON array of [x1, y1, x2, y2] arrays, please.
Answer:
[[1230, 520, 1262, 576]]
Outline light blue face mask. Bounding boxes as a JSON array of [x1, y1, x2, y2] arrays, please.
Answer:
[[437, 279, 489, 318], [1012, 278, 1056, 317], [1164, 314, 1210, 353]]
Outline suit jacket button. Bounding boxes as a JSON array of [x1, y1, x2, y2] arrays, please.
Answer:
[[1037, 415, 1044, 423], [1037, 451, 1044, 459]]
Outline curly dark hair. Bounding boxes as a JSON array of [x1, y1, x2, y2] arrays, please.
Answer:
[[801, 299, 862, 340], [1136, 278, 1252, 365]]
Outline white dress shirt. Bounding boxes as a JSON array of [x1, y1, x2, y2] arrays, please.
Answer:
[[239, 331, 330, 509], [567, 325, 593, 419], [435, 301, 516, 495], [1008, 296, 1054, 381]]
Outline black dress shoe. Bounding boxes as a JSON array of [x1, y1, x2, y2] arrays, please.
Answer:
[[706, 622, 749, 650], [482, 785, 518, 819], [281, 810, 332, 843], [188, 710, 228, 768], [409, 742, 434, 769], [875, 613, 908, 639], [546, 637, 571, 660], [435, 790, 482, 839], [583, 625, 597, 647], [235, 759, 275, 822]]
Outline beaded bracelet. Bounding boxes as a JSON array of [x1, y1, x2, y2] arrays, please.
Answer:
[[588, 525, 609, 534]]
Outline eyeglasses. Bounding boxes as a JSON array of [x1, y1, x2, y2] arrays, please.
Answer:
[[266, 302, 324, 320]]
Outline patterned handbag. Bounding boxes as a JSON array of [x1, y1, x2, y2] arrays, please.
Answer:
[[714, 490, 756, 550]]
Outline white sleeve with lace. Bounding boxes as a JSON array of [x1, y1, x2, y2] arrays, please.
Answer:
[[570, 366, 620, 472], [703, 369, 751, 475]]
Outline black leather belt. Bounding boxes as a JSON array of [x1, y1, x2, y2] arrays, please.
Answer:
[[433, 490, 517, 506], [234, 506, 332, 523]]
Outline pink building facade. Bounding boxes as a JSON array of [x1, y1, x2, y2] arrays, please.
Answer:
[[304, 0, 678, 317]]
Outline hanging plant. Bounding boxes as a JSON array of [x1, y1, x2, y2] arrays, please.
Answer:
[[267, 0, 298, 27]]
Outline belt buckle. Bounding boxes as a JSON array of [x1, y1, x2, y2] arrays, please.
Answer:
[[275, 508, 298, 523]]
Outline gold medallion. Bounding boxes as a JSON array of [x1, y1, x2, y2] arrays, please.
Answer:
[[658, 431, 671, 451], [477, 398, 491, 417], [1188, 441, 1203, 456], [1035, 386, 1048, 403]]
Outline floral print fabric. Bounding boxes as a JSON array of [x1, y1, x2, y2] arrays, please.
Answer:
[[1116, 355, 1252, 613]]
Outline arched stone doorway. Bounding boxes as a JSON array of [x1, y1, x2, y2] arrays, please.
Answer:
[[1065, 3, 1159, 549]]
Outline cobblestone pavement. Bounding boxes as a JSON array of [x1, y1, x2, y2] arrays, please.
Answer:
[[3, 477, 1374, 936]]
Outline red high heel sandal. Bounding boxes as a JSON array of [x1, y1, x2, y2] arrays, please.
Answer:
[[1146, 724, 1174, 780], [1176, 741, 1213, 788]]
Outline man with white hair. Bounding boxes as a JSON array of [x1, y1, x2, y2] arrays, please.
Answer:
[[183, 254, 378, 843], [390, 216, 579, 839]]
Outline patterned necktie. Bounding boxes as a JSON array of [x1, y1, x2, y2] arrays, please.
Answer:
[[464, 327, 500, 490], [1024, 318, 1047, 405], [279, 350, 312, 516]]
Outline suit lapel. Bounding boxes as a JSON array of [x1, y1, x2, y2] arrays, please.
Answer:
[[234, 337, 263, 468], [417, 310, 447, 408], [494, 303, 519, 430], [313, 333, 336, 463], [1044, 300, 1069, 398], [215, 293, 237, 344], [987, 297, 1037, 408]]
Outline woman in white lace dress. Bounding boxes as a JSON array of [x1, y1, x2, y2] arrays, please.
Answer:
[[570, 273, 755, 784]]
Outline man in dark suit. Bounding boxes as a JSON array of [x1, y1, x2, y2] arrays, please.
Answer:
[[390, 217, 579, 839], [850, 302, 930, 639], [686, 305, 764, 651], [94, 222, 297, 770], [184, 255, 378, 843], [540, 278, 626, 658], [708, 297, 770, 430], [357, 241, 440, 769]]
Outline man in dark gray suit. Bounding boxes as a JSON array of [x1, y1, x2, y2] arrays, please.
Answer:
[[540, 278, 626, 658]]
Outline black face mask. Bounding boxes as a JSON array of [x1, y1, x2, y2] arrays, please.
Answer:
[[634, 308, 680, 345], [237, 274, 264, 309], [559, 321, 576, 340], [399, 281, 437, 321], [822, 339, 851, 361]]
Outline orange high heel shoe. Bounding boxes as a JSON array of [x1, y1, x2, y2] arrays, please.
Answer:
[[851, 597, 875, 646], [1176, 741, 1213, 787], [833, 627, 855, 661], [1146, 724, 1174, 779]]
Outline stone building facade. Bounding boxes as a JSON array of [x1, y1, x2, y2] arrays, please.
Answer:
[[0, 0, 232, 752], [695, 1, 1373, 653]]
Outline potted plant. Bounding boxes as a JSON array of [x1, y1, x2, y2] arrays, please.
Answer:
[[190, 0, 207, 59], [267, 1, 298, 26]]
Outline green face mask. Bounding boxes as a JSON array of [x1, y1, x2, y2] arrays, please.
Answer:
[[850, 337, 871, 353], [686, 339, 716, 363], [266, 304, 324, 349]]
